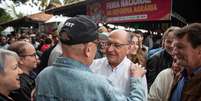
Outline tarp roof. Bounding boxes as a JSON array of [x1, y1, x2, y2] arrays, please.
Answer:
[[0, 12, 53, 28]]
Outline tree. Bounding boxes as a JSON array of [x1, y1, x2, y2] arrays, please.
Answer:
[[0, 8, 13, 23], [63, 0, 81, 5], [0, 0, 81, 23]]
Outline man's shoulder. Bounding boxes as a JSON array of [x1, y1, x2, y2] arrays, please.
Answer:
[[90, 57, 107, 68], [157, 68, 173, 79], [148, 49, 165, 61], [37, 66, 55, 78]]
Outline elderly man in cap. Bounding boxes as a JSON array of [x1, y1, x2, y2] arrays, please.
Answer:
[[35, 15, 146, 101]]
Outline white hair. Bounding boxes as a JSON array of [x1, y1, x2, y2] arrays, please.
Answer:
[[0, 49, 19, 72]]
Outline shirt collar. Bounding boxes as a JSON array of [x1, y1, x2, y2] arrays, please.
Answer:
[[54, 57, 92, 72], [192, 67, 201, 74], [182, 67, 201, 79], [106, 57, 130, 72]]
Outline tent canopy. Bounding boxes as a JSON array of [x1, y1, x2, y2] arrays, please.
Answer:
[[45, 15, 70, 23]]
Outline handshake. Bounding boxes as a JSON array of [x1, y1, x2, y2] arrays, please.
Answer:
[[130, 63, 146, 78]]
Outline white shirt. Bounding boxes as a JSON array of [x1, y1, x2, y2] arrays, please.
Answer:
[[90, 57, 148, 100], [48, 43, 62, 66]]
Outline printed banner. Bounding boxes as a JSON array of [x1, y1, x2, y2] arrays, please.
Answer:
[[87, 0, 171, 23]]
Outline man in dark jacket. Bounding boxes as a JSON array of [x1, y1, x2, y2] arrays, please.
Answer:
[[8, 41, 38, 101]]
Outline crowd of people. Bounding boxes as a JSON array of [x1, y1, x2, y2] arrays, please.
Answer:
[[0, 15, 201, 101]]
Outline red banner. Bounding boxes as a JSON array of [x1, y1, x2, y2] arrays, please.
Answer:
[[87, 0, 172, 23]]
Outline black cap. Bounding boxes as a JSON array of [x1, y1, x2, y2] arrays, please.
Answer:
[[59, 15, 98, 45]]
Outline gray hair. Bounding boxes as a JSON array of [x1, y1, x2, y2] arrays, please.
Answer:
[[0, 49, 19, 72], [162, 26, 181, 47], [7, 41, 30, 56], [162, 26, 181, 40]]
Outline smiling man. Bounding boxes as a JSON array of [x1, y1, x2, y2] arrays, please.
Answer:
[[90, 29, 147, 100], [170, 23, 201, 101]]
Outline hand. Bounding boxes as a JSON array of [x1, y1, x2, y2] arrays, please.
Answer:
[[130, 63, 146, 78]]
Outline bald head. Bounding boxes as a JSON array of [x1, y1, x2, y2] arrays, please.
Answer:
[[8, 41, 34, 56], [109, 30, 130, 44], [106, 29, 131, 68]]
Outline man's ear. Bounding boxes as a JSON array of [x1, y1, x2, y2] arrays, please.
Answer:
[[198, 46, 201, 55], [83, 43, 92, 57], [18, 60, 23, 65], [18, 57, 24, 65]]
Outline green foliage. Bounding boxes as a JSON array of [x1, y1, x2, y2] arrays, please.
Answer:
[[0, 8, 13, 24], [64, 0, 80, 4], [40, 0, 49, 8], [50, 0, 62, 4]]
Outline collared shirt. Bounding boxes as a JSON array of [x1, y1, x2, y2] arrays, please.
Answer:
[[35, 57, 146, 101], [192, 67, 201, 74], [171, 69, 188, 101], [171, 67, 201, 101], [171, 76, 186, 101], [90, 57, 148, 100]]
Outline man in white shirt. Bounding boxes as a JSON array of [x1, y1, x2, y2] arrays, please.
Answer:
[[90, 29, 148, 100]]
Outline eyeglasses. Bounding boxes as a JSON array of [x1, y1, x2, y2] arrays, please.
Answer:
[[20, 53, 37, 57], [106, 42, 129, 49]]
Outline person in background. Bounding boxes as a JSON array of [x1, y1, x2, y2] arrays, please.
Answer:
[[95, 32, 109, 59], [0, 49, 23, 101], [8, 41, 38, 101], [35, 15, 146, 101], [34, 21, 66, 74], [0, 35, 9, 49], [98, 25, 109, 33], [95, 25, 109, 59], [90, 29, 148, 101], [148, 56, 183, 101], [134, 30, 148, 54], [40, 38, 52, 53], [170, 23, 201, 101], [146, 26, 180, 89], [128, 32, 147, 67]]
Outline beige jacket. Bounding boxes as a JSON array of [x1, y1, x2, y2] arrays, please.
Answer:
[[148, 68, 174, 101]]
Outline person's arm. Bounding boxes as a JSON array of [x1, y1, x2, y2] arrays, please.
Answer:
[[148, 68, 174, 101], [128, 63, 147, 101], [148, 70, 164, 101]]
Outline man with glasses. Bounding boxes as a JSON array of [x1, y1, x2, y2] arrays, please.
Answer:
[[35, 15, 146, 101], [90, 29, 148, 100], [8, 41, 38, 101]]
